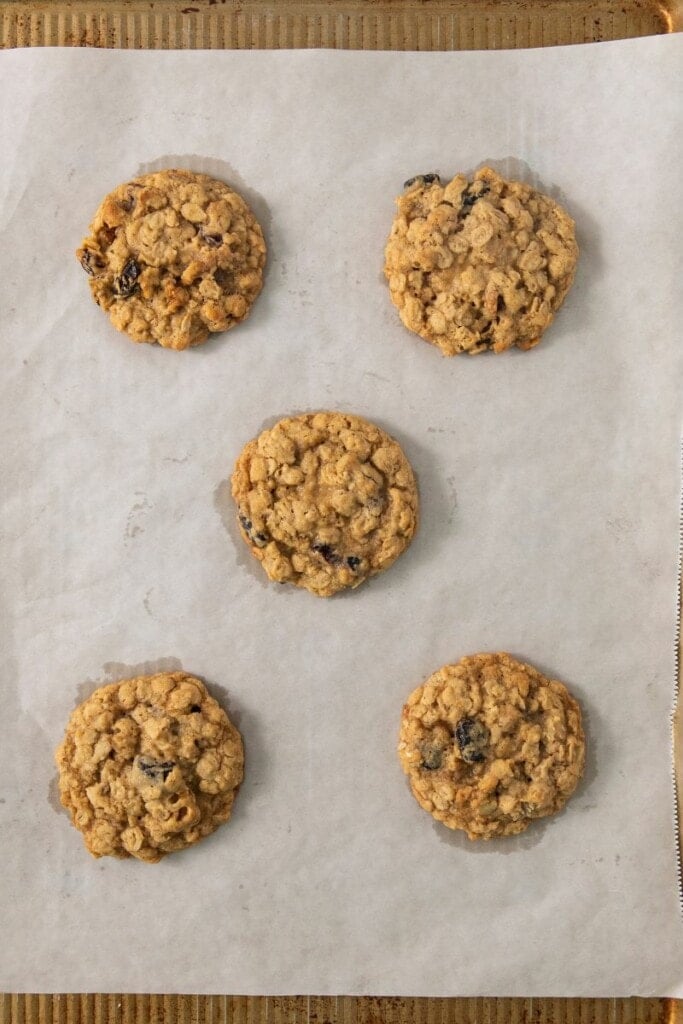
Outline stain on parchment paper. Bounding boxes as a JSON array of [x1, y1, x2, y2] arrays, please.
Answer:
[[48, 775, 62, 815], [125, 492, 153, 542], [143, 587, 155, 617], [71, 656, 185, 710]]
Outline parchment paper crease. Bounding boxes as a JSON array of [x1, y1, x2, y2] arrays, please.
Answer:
[[0, 37, 681, 996]]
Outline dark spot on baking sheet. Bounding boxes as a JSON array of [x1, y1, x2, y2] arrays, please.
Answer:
[[101, 657, 183, 683], [79, 249, 105, 277], [114, 258, 141, 297], [48, 775, 63, 815], [455, 717, 488, 763], [346, 556, 361, 570], [137, 757, 175, 783], [311, 542, 341, 566], [404, 172, 441, 189], [199, 228, 223, 247]]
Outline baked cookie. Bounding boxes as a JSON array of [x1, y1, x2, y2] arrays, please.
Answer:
[[231, 411, 419, 597], [384, 167, 578, 355], [76, 169, 266, 349], [55, 671, 244, 862], [398, 653, 585, 838]]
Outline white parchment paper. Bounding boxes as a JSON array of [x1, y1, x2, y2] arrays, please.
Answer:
[[0, 37, 681, 996]]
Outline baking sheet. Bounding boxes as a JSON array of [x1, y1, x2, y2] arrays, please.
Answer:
[[0, 0, 676, 50], [0, 37, 681, 996]]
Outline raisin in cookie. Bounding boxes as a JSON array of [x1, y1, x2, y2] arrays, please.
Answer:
[[231, 411, 419, 597], [76, 169, 266, 350], [398, 653, 585, 839], [55, 672, 244, 862], [384, 167, 578, 355]]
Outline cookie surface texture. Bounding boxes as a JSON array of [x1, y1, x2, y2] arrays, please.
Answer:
[[398, 652, 585, 838], [231, 411, 419, 597], [76, 169, 266, 349], [384, 166, 578, 355], [56, 672, 244, 862]]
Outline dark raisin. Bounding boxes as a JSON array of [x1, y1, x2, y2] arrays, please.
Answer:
[[189, 705, 201, 713], [136, 756, 175, 783], [461, 184, 490, 213], [312, 542, 341, 566], [120, 194, 135, 213], [79, 249, 105, 277], [346, 556, 361, 571], [404, 172, 441, 189], [454, 717, 489, 763], [420, 746, 444, 771], [199, 227, 223, 247], [239, 514, 267, 547], [114, 258, 141, 298]]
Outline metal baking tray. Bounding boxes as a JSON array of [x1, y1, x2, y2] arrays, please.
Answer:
[[0, 2, 680, 1022], [0, 0, 680, 49]]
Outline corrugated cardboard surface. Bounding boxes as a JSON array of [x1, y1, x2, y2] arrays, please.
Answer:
[[0, 996, 681, 1022], [0, 0, 678, 49], [0, 2, 680, 1020]]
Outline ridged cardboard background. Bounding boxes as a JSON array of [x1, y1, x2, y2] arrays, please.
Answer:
[[0, 0, 678, 49]]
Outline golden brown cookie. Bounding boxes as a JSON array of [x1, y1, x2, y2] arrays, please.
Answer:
[[398, 653, 585, 838], [384, 167, 578, 355], [230, 411, 419, 597], [76, 169, 266, 349], [55, 672, 244, 862]]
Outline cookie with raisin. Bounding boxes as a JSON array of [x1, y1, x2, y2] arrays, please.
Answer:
[[384, 167, 578, 355], [398, 653, 585, 838], [55, 672, 244, 862], [230, 411, 419, 597], [77, 169, 266, 349]]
